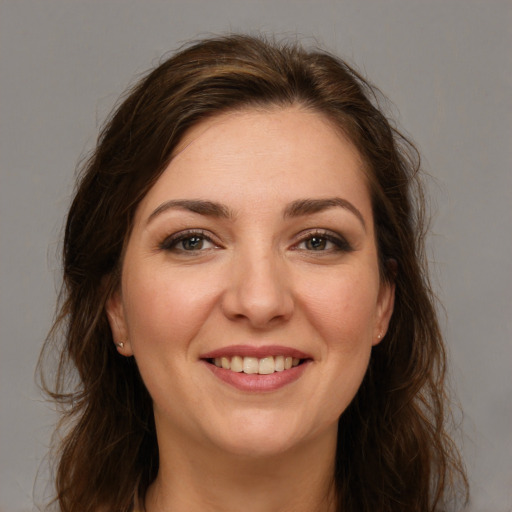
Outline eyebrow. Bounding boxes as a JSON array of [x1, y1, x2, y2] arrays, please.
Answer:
[[147, 196, 366, 230], [147, 199, 233, 224], [283, 198, 366, 230]]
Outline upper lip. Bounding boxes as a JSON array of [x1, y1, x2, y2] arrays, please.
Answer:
[[199, 345, 312, 360]]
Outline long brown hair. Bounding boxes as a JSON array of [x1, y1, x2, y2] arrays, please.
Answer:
[[39, 34, 468, 511]]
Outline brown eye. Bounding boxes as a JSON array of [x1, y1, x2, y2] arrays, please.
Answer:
[[181, 236, 205, 251], [305, 236, 328, 250], [159, 230, 217, 253], [294, 230, 353, 253]]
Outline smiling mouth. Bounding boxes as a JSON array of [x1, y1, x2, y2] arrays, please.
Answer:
[[207, 355, 305, 375]]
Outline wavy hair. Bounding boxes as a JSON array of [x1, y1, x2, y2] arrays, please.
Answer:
[[39, 34, 468, 511]]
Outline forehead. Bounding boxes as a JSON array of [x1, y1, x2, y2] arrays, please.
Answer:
[[173, 106, 362, 169], [136, 106, 372, 221]]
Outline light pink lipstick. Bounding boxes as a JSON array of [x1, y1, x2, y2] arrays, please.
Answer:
[[200, 345, 311, 360], [200, 345, 312, 392]]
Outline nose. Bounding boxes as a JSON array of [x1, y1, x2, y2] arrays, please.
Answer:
[[221, 248, 294, 329]]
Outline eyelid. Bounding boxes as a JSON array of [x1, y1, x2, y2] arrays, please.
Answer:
[[157, 227, 352, 254], [158, 229, 221, 252], [291, 228, 353, 252]]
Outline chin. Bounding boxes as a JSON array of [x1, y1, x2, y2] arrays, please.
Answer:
[[204, 410, 322, 459], [215, 433, 301, 459]]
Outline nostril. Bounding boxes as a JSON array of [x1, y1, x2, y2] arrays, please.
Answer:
[[219, 269, 294, 328]]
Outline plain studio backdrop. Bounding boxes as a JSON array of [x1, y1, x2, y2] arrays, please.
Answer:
[[0, 1, 510, 511]]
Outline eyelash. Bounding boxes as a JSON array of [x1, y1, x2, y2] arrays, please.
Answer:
[[158, 229, 352, 254], [293, 229, 353, 253], [159, 229, 219, 253]]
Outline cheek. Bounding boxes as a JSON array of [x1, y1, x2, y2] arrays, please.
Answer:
[[121, 267, 224, 414], [297, 272, 379, 424], [298, 269, 379, 350], [122, 266, 222, 352]]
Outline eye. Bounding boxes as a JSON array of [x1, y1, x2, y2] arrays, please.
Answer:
[[159, 230, 218, 253], [302, 236, 331, 251], [294, 230, 352, 253]]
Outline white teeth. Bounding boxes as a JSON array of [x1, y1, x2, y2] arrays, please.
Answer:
[[274, 355, 285, 371], [243, 357, 259, 374], [230, 356, 243, 372], [258, 357, 275, 374], [212, 355, 303, 374]]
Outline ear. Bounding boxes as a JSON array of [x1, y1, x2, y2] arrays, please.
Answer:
[[106, 290, 134, 356], [372, 279, 395, 346]]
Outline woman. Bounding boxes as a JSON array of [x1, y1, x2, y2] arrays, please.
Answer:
[[40, 34, 468, 511]]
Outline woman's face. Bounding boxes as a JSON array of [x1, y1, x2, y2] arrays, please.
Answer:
[[107, 107, 394, 458]]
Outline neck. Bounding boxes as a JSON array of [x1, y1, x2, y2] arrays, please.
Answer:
[[144, 425, 338, 512]]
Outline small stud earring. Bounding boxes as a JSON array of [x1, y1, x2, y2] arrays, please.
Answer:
[[116, 342, 124, 349], [377, 333, 383, 340]]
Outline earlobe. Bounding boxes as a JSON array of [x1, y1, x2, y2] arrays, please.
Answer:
[[106, 291, 133, 356], [373, 280, 395, 346]]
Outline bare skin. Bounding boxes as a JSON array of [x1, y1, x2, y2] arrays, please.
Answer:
[[144, 421, 338, 512], [109, 107, 394, 512]]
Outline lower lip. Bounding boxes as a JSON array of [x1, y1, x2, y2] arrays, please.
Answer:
[[203, 360, 310, 392]]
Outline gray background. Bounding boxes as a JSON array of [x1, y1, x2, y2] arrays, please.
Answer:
[[1, 1, 511, 511]]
